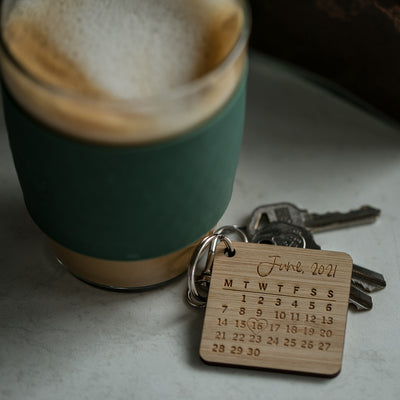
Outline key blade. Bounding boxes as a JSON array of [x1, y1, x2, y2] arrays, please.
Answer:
[[351, 264, 386, 293], [305, 205, 381, 233], [348, 286, 373, 311]]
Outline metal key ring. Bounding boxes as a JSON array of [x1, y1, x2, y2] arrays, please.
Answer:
[[187, 233, 235, 308], [200, 226, 248, 283], [213, 225, 248, 243]]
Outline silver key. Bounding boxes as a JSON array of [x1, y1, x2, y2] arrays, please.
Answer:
[[351, 264, 386, 293], [247, 202, 381, 237], [349, 286, 374, 311]]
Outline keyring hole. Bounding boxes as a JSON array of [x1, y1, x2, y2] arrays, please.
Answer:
[[224, 248, 236, 257]]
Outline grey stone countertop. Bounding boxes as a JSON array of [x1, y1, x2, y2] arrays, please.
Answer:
[[1, 53, 399, 400]]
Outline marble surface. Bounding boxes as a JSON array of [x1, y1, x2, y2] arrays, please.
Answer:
[[1, 53, 400, 400]]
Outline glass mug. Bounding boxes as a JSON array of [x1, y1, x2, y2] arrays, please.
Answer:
[[0, 0, 251, 289]]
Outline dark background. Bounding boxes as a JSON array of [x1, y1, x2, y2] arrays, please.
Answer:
[[249, 0, 400, 123]]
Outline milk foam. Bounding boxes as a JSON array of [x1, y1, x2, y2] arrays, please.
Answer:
[[2, 0, 246, 144], [6, 0, 239, 99]]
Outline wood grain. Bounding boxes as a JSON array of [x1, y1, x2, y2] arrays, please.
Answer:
[[200, 242, 353, 376]]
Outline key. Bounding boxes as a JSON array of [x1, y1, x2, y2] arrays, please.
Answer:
[[248, 222, 386, 311], [247, 202, 381, 237], [349, 286, 374, 311], [351, 264, 386, 293]]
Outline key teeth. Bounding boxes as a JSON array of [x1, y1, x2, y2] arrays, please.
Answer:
[[349, 301, 373, 312], [351, 264, 386, 293], [306, 205, 381, 233], [248, 203, 381, 236], [361, 205, 381, 216], [349, 286, 373, 311], [351, 279, 386, 294]]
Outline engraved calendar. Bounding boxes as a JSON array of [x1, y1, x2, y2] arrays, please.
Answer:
[[199, 242, 353, 376]]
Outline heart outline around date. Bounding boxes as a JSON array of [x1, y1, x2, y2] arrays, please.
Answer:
[[247, 318, 268, 335]]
